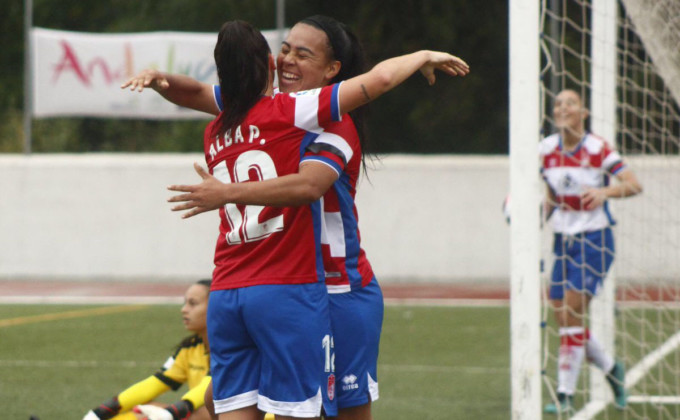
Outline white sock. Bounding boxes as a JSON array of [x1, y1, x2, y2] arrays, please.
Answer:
[[557, 326, 587, 395], [585, 330, 615, 372]]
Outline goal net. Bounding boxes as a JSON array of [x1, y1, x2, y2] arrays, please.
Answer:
[[538, 0, 680, 419]]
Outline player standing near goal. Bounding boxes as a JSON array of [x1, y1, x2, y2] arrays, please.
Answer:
[[123, 19, 468, 420], [82, 280, 213, 420], [541, 89, 642, 414], [122, 15, 469, 420]]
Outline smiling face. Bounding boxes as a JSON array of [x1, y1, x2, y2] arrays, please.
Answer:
[[553, 89, 588, 135], [276, 23, 341, 93], [181, 284, 209, 334]]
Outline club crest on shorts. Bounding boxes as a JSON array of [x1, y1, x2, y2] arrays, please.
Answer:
[[327, 373, 336, 400]]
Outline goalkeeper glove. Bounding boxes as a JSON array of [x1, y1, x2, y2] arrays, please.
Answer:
[[134, 405, 173, 420], [82, 411, 100, 420]]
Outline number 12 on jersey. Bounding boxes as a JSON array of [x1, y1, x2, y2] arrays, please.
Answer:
[[211, 150, 284, 245]]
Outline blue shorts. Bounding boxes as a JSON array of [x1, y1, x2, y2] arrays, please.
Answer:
[[329, 277, 384, 409], [549, 228, 615, 299], [208, 283, 337, 418]]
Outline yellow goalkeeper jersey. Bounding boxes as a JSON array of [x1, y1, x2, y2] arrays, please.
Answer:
[[115, 335, 210, 413], [116, 336, 272, 419], [156, 335, 209, 390]]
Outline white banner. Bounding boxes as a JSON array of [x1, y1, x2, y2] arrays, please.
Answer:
[[31, 27, 285, 119]]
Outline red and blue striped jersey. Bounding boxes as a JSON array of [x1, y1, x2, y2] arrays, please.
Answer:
[[205, 84, 342, 290], [540, 132, 626, 235], [212, 85, 375, 293], [302, 117, 375, 293]]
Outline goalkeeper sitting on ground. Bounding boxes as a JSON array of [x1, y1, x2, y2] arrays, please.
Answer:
[[83, 279, 212, 420]]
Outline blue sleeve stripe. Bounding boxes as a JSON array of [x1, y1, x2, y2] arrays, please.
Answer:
[[213, 85, 224, 111], [331, 83, 342, 121]]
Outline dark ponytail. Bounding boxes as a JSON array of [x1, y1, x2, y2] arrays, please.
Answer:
[[213, 20, 270, 137], [300, 15, 372, 172]]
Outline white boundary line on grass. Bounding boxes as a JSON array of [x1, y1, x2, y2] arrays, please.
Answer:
[[5, 295, 675, 308], [0, 358, 508, 375], [0, 295, 510, 307], [0, 359, 159, 368], [380, 363, 507, 375], [0, 296, 184, 305], [384, 298, 508, 307]]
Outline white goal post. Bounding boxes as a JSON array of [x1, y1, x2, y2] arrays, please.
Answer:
[[510, 0, 680, 419], [509, 0, 542, 419]]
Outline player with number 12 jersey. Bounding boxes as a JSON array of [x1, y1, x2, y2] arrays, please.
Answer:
[[212, 81, 382, 409], [210, 83, 375, 292], [206, 84, 344, 290], [205, 83, 344, 417]]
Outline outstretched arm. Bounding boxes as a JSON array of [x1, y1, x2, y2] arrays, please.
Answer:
[[82, 376, 170, 419], [338, 50, 469, 115], [121, 69, 219, 116], [167, 162, 338, 219]]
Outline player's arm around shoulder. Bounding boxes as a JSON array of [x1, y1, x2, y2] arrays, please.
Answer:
[[217, 160, 338, 207], [168, 161, 339, 219]]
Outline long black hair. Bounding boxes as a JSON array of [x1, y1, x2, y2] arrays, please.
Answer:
[[213, 20, 271, 137], [299, 15, 372, 171]]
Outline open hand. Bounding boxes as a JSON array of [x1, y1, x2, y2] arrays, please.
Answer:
[[168, 163, 229, 219], [121, 69, 170, 92], [419, 51, 470, 85]]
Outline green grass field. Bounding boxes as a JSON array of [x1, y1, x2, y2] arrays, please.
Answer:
[[0, 303, 511, 420], [3, 302, 680, 419]]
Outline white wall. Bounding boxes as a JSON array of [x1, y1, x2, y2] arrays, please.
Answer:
[[0, 155, 217, 280], [0, 154, 673, 283], [355, 156, 510, 282]]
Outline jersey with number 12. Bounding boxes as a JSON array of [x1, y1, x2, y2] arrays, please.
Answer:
[[205, 84, 342, 291], [213, 84, 375, 294]]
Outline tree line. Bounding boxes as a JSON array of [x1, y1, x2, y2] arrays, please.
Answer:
[[0, 0, 509, 154]]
